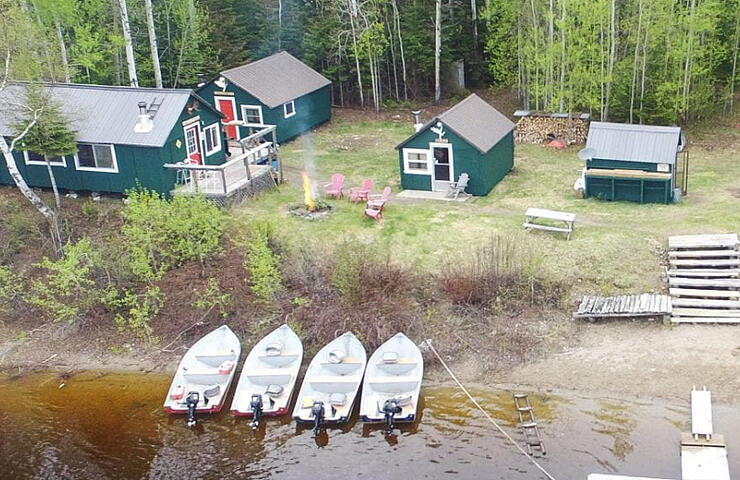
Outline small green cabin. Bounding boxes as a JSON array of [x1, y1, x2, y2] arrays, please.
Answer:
[[396, 94, 515, 196], [0, 83, 226, 196], [197, 51, 331, 144], [579, 122, 686, 204]]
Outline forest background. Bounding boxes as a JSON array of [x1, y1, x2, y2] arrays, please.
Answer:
[[1, 0, 739, 123]]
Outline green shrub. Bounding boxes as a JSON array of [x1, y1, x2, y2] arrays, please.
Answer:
[[108, 285, 163, 343], [122, 189, 225, 280], [80, 199, 98, 221], [330, 239, 369, 303], [193, 278, 233, 318], [244, 221, 283, 301], [0, 266, 23, 319], [27, 239, 102, 323], [0, 204, 41, 263]]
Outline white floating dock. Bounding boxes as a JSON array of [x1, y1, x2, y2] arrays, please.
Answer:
[[681, 387, 731, 480], [690, 388, 713, 439]]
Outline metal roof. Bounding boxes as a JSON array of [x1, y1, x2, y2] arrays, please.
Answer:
[[398, 94, 515, 153], [0, 83, 217, 147], [220, 51, 331, 109], [584, 121, 682, 165]]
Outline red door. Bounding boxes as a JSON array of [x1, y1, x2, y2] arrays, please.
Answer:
[[217, 98, 237, 140], [184, 124, 202, 164]]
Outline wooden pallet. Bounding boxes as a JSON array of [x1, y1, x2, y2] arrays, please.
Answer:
[[574, 294, 671, 321], [668, 234, 740, 324]]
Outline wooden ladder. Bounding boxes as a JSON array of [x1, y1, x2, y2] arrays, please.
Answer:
[[513, 393, 546, 455]]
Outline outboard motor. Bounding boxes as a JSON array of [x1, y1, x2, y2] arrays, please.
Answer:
[[249, 394, 264, 430], [311, 401, 325, 436], [186, 391, 200, 427], [382, 398, 402, 435]]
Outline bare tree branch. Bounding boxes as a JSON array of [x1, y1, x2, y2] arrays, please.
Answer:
[[0, 50, 10, 92]]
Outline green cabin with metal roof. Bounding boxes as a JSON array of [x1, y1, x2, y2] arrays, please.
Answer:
[[197, 51, 331, 144], [396, 94, 515, 196], [578, 122, 687, 204], [0, 83, 226, 196]]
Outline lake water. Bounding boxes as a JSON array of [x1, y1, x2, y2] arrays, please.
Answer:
[[1, 372, 737, 479]]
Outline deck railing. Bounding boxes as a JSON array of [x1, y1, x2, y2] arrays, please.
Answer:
[[164, 125, 279, 196]]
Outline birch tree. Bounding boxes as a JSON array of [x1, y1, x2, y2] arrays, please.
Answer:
[[435, 0, 441, 103], [144, 0, 163, 88], [0, 53, 63, 253], [118, 0, 138, 87]]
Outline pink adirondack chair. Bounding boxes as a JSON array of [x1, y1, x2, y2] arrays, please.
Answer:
[[323, 173, 345, 199], [365, 204, 383, 221], [349, 179, 373, 203], [367, 186, 391, 211]]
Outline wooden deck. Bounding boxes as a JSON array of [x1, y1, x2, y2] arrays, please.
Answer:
[[573, 293, 671, 321], [668, 234, 740, 324]]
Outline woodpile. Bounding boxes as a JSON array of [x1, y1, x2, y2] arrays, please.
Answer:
[[514, 113, 590, 145]]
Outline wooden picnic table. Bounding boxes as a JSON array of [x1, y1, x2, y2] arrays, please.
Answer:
[[523, 207, 576, 240]]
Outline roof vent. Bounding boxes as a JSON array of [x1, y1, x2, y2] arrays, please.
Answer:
[[412, 110, 423, 132], [134, 101, 154, 134]]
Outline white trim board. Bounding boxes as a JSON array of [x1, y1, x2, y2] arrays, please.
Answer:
[[430, 142, 454, 191], [283, 100, 296, 118], [402, 148, 432, 175], [74, 144, 119, 174], [23, 150, 68, 167], [241, 104, 264, 126], [203, 123, 222, 157]]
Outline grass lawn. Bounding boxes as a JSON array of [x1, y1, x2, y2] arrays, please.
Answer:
[[232, 110, 740, 299]]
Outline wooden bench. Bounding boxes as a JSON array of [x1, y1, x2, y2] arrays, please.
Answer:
[[524, 207, 576, 240]]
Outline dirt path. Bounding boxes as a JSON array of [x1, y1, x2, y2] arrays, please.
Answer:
[[495, 322, 740, 404]]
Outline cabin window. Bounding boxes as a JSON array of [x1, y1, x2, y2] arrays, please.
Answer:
[[203, 124, 221, 156], [403, 148, 431, 174], [23, 150, 67, 167], [241, 105, 263, 125], [283, 100, 296, 118], [75, 144, 118, 173]]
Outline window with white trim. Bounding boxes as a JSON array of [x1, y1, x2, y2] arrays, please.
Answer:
[[23, 150, 67, 167], [241, 105, 263, 125], [283, 100, 296, 118], [203, 124, 221, 156], [403, 148, 431, 174], [75, 144, 118, 173]]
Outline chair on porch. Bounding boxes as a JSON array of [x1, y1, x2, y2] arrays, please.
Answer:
[[446, 172, 470, 199], [349, 179, 374, 203], [323, 173, 345, 199]]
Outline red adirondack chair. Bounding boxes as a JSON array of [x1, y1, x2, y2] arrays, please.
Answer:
[[367, 186, 391, 211], [350, 179, 373, 203], [323, 173, 345, 199], [365, 205, 383, 221]]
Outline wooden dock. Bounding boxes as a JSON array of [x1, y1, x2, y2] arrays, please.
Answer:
[[573, 293, 671, 321], [668, 234, 740, 324], [680, 387, 731, 480]]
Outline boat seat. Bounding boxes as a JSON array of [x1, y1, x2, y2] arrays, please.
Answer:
[[377, 359, 418, 375], [329, 393, 347, 406], [381, 352, 399, 364], [265, 342, 283, 357], [328, 350, 346, 364], [195, 349, 237, 367], [265, 384, 284, 398], [320, 360, 364, 375]]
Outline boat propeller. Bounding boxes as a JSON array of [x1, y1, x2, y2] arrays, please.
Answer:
[[186, 391, 200, 427], [311, 401, 325, 436], [249, 394, 263, 430], [382, 399, 402, 435]]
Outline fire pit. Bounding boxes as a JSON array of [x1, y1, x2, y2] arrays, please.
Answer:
[[289, 171, 332, 220]]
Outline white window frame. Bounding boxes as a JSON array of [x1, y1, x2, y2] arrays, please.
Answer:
[[402, 148, 432, 175], [74, 143, 119, 174], [283, 100, 296, 119], [203, 123, 221, 157], [23, 150, 67, 167], [241, 104, 264, 126]]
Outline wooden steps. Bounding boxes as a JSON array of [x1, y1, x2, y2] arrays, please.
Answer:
[[668, 234, 740, 324], [667, 269, 739, 278]]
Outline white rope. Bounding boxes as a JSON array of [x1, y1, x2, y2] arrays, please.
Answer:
[[423, 340, 558, 480]]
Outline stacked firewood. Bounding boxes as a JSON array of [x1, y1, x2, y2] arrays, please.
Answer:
[[514, 115, 589, 145]]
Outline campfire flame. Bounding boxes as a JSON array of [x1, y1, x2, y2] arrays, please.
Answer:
[[301, 171, 316, 211]]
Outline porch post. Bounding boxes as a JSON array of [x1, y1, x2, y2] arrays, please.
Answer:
[[221, 168, 228, 194], [271, 127, 282, 183]]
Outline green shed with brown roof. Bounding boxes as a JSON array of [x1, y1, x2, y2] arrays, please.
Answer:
[[396, 94, 515, 196]]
